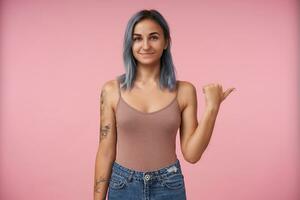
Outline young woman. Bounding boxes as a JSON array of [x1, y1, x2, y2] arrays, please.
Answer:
[[94, 9, 235, 200]]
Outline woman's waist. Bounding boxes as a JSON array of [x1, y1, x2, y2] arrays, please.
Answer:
[[112, 157, 182, 181]]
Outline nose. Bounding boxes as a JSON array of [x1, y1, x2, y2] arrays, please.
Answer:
[[142, 39, 150, 50]]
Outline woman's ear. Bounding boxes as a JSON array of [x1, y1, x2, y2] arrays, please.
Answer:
[[164, 39, 168, 49]]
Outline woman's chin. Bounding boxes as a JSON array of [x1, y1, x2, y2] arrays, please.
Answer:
[[136, 58, 160, 65]]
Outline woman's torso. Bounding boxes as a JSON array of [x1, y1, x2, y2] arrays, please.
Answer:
[[112, 79, 184, 172]]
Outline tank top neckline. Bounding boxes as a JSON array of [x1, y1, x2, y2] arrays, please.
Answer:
[[116, 80, 180, 115], [118, 94, 179, 115]]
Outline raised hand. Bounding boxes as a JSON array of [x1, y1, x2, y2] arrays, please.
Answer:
[[202, 83, 236, 108]]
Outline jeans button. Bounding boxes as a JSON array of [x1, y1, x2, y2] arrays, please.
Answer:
[[144, 174, 150, 181]]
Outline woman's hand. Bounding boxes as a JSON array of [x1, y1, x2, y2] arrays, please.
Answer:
[[202, 83, 236, 109]]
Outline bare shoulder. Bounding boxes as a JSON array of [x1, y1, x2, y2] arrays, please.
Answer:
[[177, 80, 198, 109], [100, 79, 120, 113], [101, 79, 118, 90], [178, 80, 197, 92]]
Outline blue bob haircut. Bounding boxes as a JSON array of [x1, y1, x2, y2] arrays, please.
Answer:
[[116, 9, 178, 92]]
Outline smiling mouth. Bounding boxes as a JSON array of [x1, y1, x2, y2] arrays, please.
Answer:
[[140, 53, 154, 56]]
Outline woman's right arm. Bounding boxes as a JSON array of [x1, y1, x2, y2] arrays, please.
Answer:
[[93, 80, 118, 200]]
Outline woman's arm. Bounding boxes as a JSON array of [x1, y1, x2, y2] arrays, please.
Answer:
[[183, 104, 220, 163], [179, 81, 235, 164], [93, 80, 118, 200]]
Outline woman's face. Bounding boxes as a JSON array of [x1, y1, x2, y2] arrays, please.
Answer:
[[132, 19, 168, 66]]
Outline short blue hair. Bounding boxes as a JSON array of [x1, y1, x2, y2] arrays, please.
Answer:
[[116, 9, 178, 92]]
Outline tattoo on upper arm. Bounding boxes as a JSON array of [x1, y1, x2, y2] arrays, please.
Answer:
[[100, 89, 106, 114], [99, 89, 112, 141], [100, 123, 111, 140]]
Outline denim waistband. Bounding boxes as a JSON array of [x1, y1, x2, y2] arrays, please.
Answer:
[[111, 159, 183, 182]]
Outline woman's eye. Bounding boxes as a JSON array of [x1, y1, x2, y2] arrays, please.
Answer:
[[133, 37, 141, 41], [133, 36, 158, 41]]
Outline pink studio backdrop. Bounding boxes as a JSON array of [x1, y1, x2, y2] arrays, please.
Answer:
[[1, 0, 299, 200]]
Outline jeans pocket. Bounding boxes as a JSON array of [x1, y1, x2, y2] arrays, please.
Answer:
[[109, 172, 128, 190], [163, 172, 185, 190]]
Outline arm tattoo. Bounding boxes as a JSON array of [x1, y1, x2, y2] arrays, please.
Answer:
[[99, 89, 112, 141], [100, 89, 106, 114], [94, 177, 111, 193], [100, 123, 111, 140]]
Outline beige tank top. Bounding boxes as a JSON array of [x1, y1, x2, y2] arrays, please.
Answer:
[[115, 81, 181, 172]]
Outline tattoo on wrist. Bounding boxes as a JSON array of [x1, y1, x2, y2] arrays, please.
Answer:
[[94, 177, 110, 193]]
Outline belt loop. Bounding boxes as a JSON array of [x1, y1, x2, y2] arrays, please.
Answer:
[[127, 171, 134, 182]]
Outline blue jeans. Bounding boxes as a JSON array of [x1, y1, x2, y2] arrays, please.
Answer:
[[107, 158, 187, 200]]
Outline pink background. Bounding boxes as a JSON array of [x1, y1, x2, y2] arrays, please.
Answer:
[[1, 0, 299, 199]]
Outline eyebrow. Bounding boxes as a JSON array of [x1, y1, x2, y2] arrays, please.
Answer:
[[133, 32, 160, 36]]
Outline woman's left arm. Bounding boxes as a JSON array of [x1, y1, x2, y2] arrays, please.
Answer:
[[179, 82, 235, 164]]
